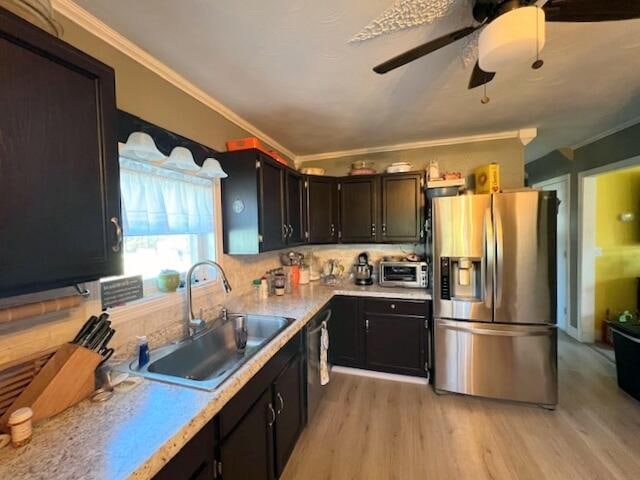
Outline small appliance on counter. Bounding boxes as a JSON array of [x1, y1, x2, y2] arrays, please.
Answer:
[[379, 261, 428, 288], [353, 252, 373, 286]]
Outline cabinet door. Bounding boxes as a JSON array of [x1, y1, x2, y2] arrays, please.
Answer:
[[153, 420, 215, 480], [365, 313, 426, 377], [219, 388, 274, 480], [305, 176, 338, 243], [0, 9, 121, 297], [329, 296, 364, 367], [259, 156, 286, 252], [285, 170, 306, 246], [273, 356, 304, 478], [339, 177, 379, 243], [381, 173, 424, 243]]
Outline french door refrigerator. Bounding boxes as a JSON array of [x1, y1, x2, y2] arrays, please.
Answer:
[[432, 191, 558, 407]]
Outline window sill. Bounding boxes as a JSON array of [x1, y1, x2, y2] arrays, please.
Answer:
[[107, 279, 222, 326]]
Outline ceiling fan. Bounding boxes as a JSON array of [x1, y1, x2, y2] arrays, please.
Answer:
[[373, 0, 640, 90]]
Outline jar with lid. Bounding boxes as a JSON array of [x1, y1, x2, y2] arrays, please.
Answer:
[[274, 273, 286, 296]]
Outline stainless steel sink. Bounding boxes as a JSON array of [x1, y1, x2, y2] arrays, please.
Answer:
[[116, 314, 294, 391]]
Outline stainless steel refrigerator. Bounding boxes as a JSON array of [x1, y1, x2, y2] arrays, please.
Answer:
[[432, 191, 558, 407]]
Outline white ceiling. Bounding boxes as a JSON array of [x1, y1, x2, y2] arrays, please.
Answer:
[[72, 0, 640, 162]]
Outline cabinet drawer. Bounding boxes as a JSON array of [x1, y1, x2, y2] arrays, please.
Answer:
[[363, 298, 428, 317]]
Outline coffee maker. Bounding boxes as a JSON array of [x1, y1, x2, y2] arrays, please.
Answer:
[[354, 252, 373, 286]]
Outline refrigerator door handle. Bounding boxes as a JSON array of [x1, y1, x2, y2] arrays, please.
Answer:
[[483, 207, 494, 309], [494, 205, 504, 309], [442, 324, 553, 337]]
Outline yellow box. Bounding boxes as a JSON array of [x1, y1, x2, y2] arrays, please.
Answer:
[[475, 163, 501, 194]]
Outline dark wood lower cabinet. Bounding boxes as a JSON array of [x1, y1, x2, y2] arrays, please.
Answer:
[[219, 388, 275, 480], [328, 296, 364, 367], [153, 419, 216, 480], [273, 357, 304, 477], [365, 313, 425, 376], [330, 296, 431, 378], [154, 333, 305, 480]]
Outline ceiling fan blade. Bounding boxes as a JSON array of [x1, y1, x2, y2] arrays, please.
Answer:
[[468, 62, 495, 89], [544, 0, 640, 22], [373, 26, 480, 74]]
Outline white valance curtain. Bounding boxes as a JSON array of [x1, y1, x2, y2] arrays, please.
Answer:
[[119, 158, 214, 236]]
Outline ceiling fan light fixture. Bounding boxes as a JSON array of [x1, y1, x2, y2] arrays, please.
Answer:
[[478, 6, 545, 72]]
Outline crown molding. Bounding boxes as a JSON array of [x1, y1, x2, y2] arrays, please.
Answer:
[[571, 115, 640, 151], [296, 129, 534, 163], [51, 0, 296, 160]]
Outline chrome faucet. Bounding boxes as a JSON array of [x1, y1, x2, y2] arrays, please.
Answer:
[[186, 260, 232, 337]]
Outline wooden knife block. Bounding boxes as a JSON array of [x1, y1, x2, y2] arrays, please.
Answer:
[[0, 343, 101, 430]]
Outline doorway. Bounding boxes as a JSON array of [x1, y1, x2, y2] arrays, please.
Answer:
[[535, 175, 572, 336], [579, 156, 640, 343]]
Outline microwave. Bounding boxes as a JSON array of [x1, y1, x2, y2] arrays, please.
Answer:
[[379, 261, 428, 289]]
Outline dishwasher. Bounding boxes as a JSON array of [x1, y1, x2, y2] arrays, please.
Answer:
[[306, 307, 331, 422]]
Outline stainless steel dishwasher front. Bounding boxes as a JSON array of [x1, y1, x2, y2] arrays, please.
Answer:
[[307, 307, 331, 422]]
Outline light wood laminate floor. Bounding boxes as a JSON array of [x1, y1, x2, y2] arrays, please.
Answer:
[[282, 334, 640, 480]]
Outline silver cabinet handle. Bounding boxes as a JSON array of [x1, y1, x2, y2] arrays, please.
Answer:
[[390, 303, 396, 310], [282, 224, 288, 240], [381, 224, 387, 236], [330, 223, 335, 237], [267, 403, 276, 426], [110, 217, 123, 252], [276, 392, 284, 415], [365, 318, 370, 332], [371, 223, 376, 238], [288, 224, 293, 238]]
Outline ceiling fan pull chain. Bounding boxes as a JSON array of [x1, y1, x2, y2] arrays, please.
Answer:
[[481, 84, 490, 105], [532, 6, 544, 70]]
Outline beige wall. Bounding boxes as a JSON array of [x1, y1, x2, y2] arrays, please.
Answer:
[[302, 138, 525, 189]]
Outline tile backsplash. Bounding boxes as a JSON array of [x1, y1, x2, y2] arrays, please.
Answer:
[[0, 244, 421, 366]]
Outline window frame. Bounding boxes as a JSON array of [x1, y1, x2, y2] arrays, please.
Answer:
[[103, 176, 224, 314]]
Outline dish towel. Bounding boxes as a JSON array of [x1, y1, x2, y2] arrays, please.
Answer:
[[320, 321, 330, 386]]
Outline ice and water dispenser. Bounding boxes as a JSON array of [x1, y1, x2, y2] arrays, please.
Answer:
[[439, 257, 482, 301]]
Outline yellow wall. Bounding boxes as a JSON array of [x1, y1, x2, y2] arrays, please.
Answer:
[[594, 166, 640, 330]]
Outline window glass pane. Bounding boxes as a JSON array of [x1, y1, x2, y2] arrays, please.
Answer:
[[123, 234, 199, 279]]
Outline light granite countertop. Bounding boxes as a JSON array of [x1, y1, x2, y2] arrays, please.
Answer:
[[0, 283, 430, 480]]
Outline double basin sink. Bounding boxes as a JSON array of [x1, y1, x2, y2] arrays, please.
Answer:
[[117, 313, 294, 391]]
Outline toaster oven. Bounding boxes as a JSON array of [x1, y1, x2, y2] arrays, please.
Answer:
[[379, 261, 428, 288]]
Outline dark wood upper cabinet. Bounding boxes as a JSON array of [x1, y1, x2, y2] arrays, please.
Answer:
[[381, 173, 424, 243], [272, 356, 304, 478], [0, 8, 121, 298], [219, 149, 309, 254], [285, 170, 305, 246], [305, 176, 338, 243], [259, 157, 286, 251], [219, 151, 425, 253], [338, 176, 380, 243]]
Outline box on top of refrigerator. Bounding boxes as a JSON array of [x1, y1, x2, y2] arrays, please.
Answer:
[[474, 163, 500, 194]]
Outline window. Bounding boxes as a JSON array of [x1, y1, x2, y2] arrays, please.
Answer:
[[118, 158, 216, 289]]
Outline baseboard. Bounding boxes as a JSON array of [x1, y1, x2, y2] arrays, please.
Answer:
[[330, 366, 429, 385]]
